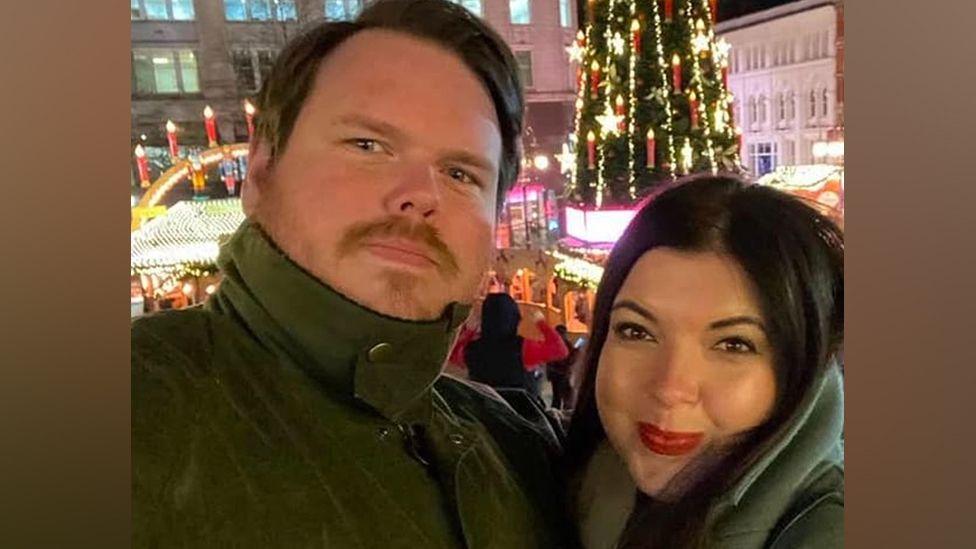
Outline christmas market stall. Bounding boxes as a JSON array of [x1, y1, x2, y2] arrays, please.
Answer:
[[130, 198, 244, 315], [757, 164, 844, 222]]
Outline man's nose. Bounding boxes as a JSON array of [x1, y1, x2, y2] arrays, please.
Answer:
[[383, 161, 440, 221]]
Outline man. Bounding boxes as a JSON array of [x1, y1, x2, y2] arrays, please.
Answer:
[[131, 1, 569, 546]]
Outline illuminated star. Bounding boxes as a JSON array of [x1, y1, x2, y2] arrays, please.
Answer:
[[556, 143, 577, 175], [596, 106, 624, 137], [611, 33, 626, 56], [714, 38, 732, 64], [566, 41, 585, 63], [692, 32, 711, 55]]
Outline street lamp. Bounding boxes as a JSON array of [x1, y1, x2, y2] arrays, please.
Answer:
[[533, 153, 550, 171]]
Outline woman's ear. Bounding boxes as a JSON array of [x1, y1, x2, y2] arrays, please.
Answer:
[[241, 138, 273, 219]]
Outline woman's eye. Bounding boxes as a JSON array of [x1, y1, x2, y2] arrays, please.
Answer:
[[715, 337, 757, 354], [446, 167, 480, 187], [612, 322, 655, 342]]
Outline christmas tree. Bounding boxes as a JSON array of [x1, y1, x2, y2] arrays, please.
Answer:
[[562, 0, 740, 207]]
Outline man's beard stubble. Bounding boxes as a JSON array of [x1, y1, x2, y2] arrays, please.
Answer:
[[254, 197, 484, 320]]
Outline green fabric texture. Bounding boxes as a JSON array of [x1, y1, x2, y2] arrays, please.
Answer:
[[132, 220, 569, 548]]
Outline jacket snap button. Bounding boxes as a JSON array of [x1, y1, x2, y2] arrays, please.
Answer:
[[377, 427, 391, 439], [449, 433, 465, 445], [367, 342, 394, 363]]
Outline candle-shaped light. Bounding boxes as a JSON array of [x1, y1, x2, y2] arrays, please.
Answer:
[[243, 99, 256, 139], [672, 53, 682, 91], [586, 130, 596, 169], [646, 128, 656, 168], [203, 105, 218, 147], [709, 0, 718, 23], [631, 19, 642, 55], [615, 95, 626, 132], [665, 0, 674, 21], [590, 60, 601, 98], [689, 91, 700, 129], [165, 120, 179, 159], [722, 65, 729, 88], [134, 144, 151, 188], [587, 0, 595, 24]]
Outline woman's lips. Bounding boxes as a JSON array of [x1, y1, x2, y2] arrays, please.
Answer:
[[637, 422, 704, 456]]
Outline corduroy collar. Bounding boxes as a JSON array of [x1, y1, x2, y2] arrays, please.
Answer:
[[207, 219, 471, 423]]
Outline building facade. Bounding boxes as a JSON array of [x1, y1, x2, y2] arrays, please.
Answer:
[[131, 0, 578, 169], [716, 0, 843, 176]]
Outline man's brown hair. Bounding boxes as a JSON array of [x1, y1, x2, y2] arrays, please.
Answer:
[[252, 0, 525, 206]]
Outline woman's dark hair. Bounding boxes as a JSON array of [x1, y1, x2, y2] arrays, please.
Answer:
[[253, 0, 524, 208], [479, 292, 522, 339], [563, 174, 844, 548]]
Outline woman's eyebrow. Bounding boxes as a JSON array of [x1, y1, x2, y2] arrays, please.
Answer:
[[610, 300, 657, 323], [708, 316, 766, 332]]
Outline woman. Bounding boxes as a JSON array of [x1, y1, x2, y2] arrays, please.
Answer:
[[565, 174, 844, 548]]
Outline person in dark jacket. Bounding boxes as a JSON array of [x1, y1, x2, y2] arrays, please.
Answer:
[[565, 174, 844, 548], [546, 324, 578, 410], [464, 293, 569, 400], [131, 2, 572, 546]]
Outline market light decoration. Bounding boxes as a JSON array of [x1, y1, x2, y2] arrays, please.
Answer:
[[552, 250, 605, 289], [244, 99, 256, 139], [136, 143, 250, 213], [684, 1, 718, 173], [566, 34, 585, 63], [564, 205, 639, 244], [203, 105, 218, 147], [165, 120, 179, 159], [134, 144, 151, 188]]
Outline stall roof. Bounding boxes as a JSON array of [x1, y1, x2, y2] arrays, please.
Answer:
[[131, 198, 244, 276]]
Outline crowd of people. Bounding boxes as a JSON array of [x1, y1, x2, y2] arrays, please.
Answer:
[[130, 1, 844, 547]]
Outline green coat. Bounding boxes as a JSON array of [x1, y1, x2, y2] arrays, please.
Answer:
[[577, 365, 844, 548], [132, 221, 569, 548]]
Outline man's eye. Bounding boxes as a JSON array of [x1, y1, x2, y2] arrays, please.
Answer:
[[446, 167, 480, 187], [348, 138, 383, 153], [612, 322, 655, 342], [715, 337, 757, 354]]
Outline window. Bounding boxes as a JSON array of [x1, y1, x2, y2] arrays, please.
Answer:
[[821, 88, 829, 118], [226, 0, 297, 21], [449, 0, 483, 16], [232, 49, 279, 93], [131, 0, 195, 20], [514, 51, 533, 88], [510, 0, 531, 24], [777, 93, 785, 122], [787, 91, 796, 120], [325, 0, 363, 21], [749, 142, 778, 176], [132, 49, 200, 95], [758, 95, 767, 124], [748, 96, 757, 126], [808, 89, 817, 118], [559, 0, 571, 27]]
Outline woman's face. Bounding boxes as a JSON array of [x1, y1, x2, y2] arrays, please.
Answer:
[[595, 248, 777, 498]]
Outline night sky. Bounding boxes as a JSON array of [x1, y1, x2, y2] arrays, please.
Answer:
[[716, 0, 795, 22]]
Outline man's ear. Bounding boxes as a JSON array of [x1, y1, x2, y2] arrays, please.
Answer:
[[241, 138, 274, 218]]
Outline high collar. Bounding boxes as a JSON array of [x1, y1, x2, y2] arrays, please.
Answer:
[[207, 219, 471, 423]]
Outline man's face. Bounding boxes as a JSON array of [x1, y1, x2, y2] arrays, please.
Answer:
[[245, 30, 502, 320]]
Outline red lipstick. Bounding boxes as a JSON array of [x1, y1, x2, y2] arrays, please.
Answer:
[[637, 422, 704, 456]]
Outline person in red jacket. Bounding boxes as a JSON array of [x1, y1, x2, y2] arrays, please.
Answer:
[[459, 293, 568, 400]]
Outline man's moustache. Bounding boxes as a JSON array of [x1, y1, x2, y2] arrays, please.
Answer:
[[337, 218, 460, 277]]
